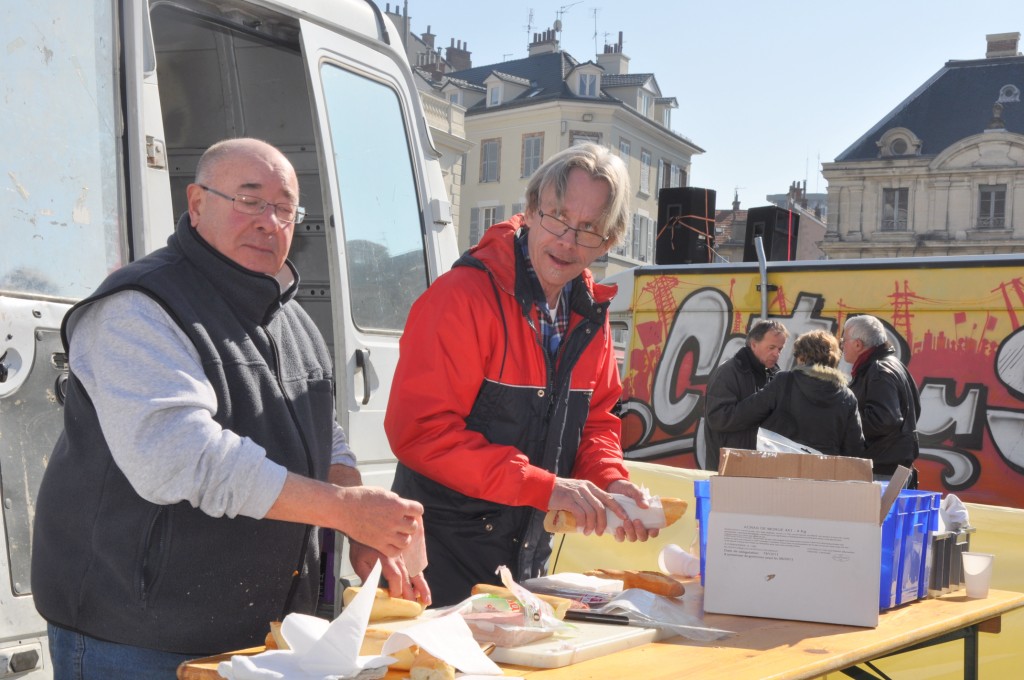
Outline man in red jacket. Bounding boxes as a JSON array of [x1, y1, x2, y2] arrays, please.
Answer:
[[385, 143, 657, 605]]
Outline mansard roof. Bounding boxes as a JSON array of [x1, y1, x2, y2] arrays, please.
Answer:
[[836, 56, 1024, 161]]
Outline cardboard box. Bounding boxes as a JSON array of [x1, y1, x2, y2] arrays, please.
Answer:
[[703, 450, 905, 628], [717, 448, 873, 482]]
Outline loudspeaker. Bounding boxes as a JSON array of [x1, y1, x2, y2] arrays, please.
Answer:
[[656, 187, 716, 265], [742, 205, 800, 262]]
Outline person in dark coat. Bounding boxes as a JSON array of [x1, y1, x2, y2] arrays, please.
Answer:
[[702, 319, 789, 471], [843, 314, 921, 487], [727, 330, 865, 457]]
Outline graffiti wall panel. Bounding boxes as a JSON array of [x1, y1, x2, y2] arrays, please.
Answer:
[[620, 267, 1024, 508]]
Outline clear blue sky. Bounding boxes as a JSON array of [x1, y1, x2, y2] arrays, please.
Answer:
[[401, 1, 1020, 211]]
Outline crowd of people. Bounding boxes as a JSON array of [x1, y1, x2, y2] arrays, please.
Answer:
[[703, 315, 921, 486], [30, 137, 923, 678]]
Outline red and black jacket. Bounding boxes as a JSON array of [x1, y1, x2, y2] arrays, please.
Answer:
[[386, 216, 628, 605]]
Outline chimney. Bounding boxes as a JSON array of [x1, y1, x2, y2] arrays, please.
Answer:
[[596, 31, 630, 75], [529, 28, 560, 56], [446, 39, 472, 71], [732, 190, 740, 213], [421, 25, 435, 51], [986, 32, 1021, 58]]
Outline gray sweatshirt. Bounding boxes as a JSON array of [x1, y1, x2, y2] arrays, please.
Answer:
[[68, 289, 356, 520]]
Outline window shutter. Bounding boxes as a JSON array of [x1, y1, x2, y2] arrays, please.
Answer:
[[496, 205, 505, 223], [512, 202, 523, 216], [470, 208, 480, 245]]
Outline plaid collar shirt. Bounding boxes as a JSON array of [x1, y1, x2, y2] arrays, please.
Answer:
[[520, 234, 572, 361]]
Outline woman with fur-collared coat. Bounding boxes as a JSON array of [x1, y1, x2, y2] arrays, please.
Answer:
[[728, 330, 865, 457]]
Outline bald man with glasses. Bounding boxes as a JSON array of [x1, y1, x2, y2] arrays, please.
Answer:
[[31, 138, 427, 678]]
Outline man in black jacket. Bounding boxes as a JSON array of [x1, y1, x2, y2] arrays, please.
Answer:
[[702, 319, 789, 471], [843, 314, 921, 487], [31, 139, 426, 678]]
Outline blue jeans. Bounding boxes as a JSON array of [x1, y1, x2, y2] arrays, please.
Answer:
[[48, 624, 196, 680]]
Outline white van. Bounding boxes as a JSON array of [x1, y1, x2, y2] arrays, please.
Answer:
[[1, 1, 458, 675]]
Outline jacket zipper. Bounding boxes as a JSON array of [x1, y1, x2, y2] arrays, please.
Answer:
[[264, 325, 318, 616]]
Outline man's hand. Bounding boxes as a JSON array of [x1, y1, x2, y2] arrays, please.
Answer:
[[349, 541, 432, 606], [266, 473, 423, 559], [332, 485, 424, 557], [547, 478, 625, 536], [606, 479, 659, 543]]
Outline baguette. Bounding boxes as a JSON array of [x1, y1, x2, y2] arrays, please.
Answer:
[[359, 628, 417, 670], [469, 583, 573, 619], [543, 497, 688, 533], [585, 569, 685, 598], [342, 586, 424, 621], [409, 649, 455, 680], [264, 621, 287, 650]]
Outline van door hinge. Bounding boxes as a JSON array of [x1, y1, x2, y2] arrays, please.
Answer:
[[146, 135, 167, 169]]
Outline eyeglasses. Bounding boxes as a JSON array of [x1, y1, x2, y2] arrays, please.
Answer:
[[537, 211, 608, 249], [199, 185, 306, 225]]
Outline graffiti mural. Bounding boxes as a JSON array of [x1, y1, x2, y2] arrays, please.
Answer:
[[619, 264, 1024, 508]]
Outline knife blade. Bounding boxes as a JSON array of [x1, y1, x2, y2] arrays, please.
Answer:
[[564, 610, 631, 625]]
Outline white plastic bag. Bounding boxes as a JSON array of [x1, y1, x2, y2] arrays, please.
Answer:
[[756, 427, 823, 455]]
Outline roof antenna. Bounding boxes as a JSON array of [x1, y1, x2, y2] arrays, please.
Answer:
[[555, 1, 582, 35]]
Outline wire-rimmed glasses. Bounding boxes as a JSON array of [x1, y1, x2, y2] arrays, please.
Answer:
[[199, 184, 306, 225], [537, 210, 608, 248]]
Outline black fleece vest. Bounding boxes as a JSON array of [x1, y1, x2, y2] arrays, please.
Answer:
[[31, 213, 335, 655]]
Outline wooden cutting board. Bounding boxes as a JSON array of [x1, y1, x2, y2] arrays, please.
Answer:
[[488, 620, 663, 668], [367, 617, 664, 669]]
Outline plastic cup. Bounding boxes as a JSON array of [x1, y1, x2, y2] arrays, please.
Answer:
[[961, 552, 995, 598], [658, 543, 700, 578]]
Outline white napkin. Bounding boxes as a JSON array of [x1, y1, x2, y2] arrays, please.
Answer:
[[939, 493, 971, 532], [380, 613, 502, 676], [218, 561, 392, 680], [592, 492, 666, 532], [523, 573, 624, 593], [756, 427, 823, 455]]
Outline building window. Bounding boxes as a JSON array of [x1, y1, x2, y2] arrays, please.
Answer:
[[640, 92, 652, 117], [579, 73, 598, 97], [881, 188, 909, 231], [449, 91, 460, 106], [488, 85, 501, 107], [522, 133, 543, 178], [659, 160, 672, 190], [619, 139, 631, 158], [670, 164, 681, 188], [470, 205, 505, 245], [978, 184, 1006, 229], [998, 84, 1020, 103], [639, 149, 652, 195], [482, 206, 500, 229], [480, 139, 500, 182], [570, 130, 602, 146]]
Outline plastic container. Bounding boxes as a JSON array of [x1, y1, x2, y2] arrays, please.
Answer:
[[694, 479, 710, 586], [879, 490, 940, 608]]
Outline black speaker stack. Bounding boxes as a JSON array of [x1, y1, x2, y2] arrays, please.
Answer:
[[742, 205, 800, 262], [655, 187, 716, 265]]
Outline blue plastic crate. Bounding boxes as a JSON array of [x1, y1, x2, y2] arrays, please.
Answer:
[[879, 488, 941, 609], [694, 479, 710, 587], [897, 490, 941, 604]]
